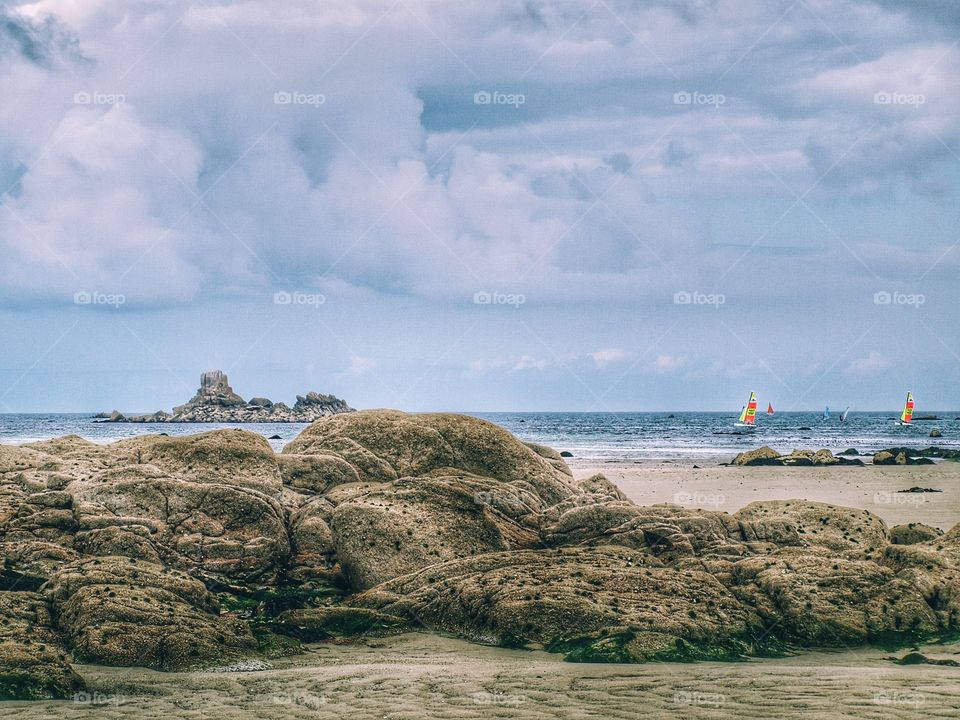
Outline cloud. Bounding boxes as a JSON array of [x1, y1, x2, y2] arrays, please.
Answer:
[[846, 351, 892, 378], [344, 355, 378, 376], [589, 348, 628, 367], [512, 355, 549, 372], [652, 354, 687, 374]]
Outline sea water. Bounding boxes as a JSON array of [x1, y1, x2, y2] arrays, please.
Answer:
[[2, 411, 958, 460]]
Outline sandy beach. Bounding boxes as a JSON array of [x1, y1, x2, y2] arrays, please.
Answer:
[[571, 459, 960, 530], [4, 632, 958, 720]]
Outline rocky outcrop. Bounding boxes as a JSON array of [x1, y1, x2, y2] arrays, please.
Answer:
[[101, 370, 353, 423], [0, 591, 85, 700], [733, 447, 863, 467], [46, 557, 257, 670], [3, 410, 960, 696]]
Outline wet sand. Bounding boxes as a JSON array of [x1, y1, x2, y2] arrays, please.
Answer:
[[572, 458, 960, 530], [5, 633, 959, 719]]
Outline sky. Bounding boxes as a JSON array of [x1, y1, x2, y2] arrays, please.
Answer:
[[0, 0, 958, 413]]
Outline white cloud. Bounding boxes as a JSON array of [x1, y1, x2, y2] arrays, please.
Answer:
[[845, 351, 892, 378], [589, 348, 628, 367]]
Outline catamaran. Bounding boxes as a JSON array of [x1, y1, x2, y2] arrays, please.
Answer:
[[734, 392, 758, 432], [896, 392, 914, 426]]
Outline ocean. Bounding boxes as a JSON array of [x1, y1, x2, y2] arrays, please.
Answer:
[[1, 411, 957, 460]]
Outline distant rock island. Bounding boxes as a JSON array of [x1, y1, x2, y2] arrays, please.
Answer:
[[97, 370, 353, 423]]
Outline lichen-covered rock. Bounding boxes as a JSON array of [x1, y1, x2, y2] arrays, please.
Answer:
[[726, 551, 941, 646], [0, 591, 85, 700], [46, 557, 257, 670], [277, 453, 359, 495], [70, 468, 289, 585], [328, 474, 540, 591], [544, 503, 747, 559], [283, 410, 579, 504], [111, 430, 283, 495], [732, 447, 783, 466], [889, 523, 944, 546], [735, 500, 888, 553], [352, 545, 768, 662]]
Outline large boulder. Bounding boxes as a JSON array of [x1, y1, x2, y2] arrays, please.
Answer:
[[69, 465, 289, 585], [353, 545, 767, 662], [726, 551, 941, 646], [283, 410, 579, 505], [45, 557, 257, 670], [0, 591, 85, 700], [889, 523, 944, 546], [111, 430, 283, 495], [327, 474, 541, 591], [732, 447, 783, 466], [735, 500, 888, 553]]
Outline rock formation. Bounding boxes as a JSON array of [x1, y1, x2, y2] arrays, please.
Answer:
[[1, 411, 959, 699], [100, 370, 353, 423]]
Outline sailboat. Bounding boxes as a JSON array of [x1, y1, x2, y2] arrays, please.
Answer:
[[840, 407, 850, 423], [767, 403, 775, 415], [734, 392, 758, 432], [896, 392, 914, 426], [823, 406, 830, 420]]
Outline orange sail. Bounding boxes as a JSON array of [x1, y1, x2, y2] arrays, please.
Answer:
[[740, 392, 758, 425], [767, 403, 774, 415], [900, 392, 914, 424]]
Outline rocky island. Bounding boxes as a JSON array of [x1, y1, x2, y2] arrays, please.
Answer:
[[98, 370, 353, 423], [2, 410, 959, 704]]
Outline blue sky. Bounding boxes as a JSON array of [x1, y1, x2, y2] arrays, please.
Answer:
[[0, 0, 958, 412]]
